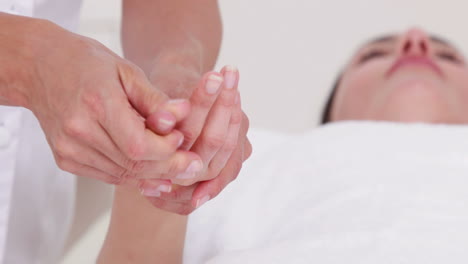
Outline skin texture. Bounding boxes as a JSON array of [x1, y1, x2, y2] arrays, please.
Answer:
[[120, 0, 251, 214], [0, 12, 203, 186], [0, 2, 251, 263], [99, 1, 251, 263], [331, 28, 468, 124]]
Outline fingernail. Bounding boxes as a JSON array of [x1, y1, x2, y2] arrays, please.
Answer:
[[176, 160, 203, 179], [157, 184, 172, 193], [196, 195, 211, 208], [186, 160, 203, 172], [158, 111, 176, 130], [206, 74, 223, 94], [176, 172, 196, 179], [140, 188, 161, 197], [177, 136, 185, 148], [224, 66, 237, 90], [167, 99, 188, 105]]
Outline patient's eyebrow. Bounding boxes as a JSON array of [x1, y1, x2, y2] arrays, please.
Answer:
[[367, 35, 396, 45]]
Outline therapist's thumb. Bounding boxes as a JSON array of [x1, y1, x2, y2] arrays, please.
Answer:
[[119, 63, 188, 125]]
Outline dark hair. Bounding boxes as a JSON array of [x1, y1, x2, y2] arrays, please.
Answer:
[[320, 75, 341, 124]]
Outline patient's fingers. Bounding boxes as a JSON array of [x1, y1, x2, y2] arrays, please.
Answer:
[[191, 112, 250, 208], [189, 70, 238, 167], [177, 71, 225, 150], [190, 143, 243, 208], [205, 92, 242, 178]]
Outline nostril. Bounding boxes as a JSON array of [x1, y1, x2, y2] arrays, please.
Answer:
[[420, 41, 428, 54], [403, 42, 411, 53]]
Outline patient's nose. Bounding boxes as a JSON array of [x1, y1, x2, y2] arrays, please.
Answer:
[[398, 28, 433, 57]]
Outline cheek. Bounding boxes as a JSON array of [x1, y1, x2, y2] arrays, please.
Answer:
[[448, 68, 468, 99], [332, 64, 387, 120]]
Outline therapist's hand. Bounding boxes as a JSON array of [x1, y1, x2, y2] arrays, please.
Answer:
[[24, 19, 203, 184], [139, 65, 252, 215]]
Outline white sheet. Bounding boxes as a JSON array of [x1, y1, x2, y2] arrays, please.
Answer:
[[184, 122, 468, 264]]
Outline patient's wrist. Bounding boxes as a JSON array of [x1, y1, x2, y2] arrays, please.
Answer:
[[98, 185, 187, 264]]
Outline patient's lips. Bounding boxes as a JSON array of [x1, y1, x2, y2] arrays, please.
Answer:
[[386, 56, 443, 78]]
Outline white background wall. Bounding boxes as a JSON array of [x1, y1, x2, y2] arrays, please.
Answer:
[[62, 0, 468, 262]]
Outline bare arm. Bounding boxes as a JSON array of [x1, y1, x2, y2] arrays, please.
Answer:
[[0, 12, 37, 107], [121, 0, 222, 97], [97, 186, 188, 264], [98, 1, 224, 262]]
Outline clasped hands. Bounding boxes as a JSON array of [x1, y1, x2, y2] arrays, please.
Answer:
[[137, 65, 252, 215], [26, 24, 250, 215]]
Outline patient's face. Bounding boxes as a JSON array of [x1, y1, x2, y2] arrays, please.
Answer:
[[330, 28, 468, 124]]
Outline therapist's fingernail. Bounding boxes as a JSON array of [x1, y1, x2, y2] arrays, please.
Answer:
[[140, 184, 172, 197], [158, 111, 176, 131], [224, 65, 238, 90], [157, 184, 172, 193], [176, 160, 203, 179], [196, 195, 211, 208], [206, 74, 223, 94], [177, 136, 185, 148], [140, 188, 161, 197], [186, 160, 203, 172]]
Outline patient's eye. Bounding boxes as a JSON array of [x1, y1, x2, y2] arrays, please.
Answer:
[[358, 49, 388, 64], [436, 51, 463, 64]]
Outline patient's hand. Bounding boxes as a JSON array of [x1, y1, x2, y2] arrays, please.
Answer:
[[139, 66, 252, 215]]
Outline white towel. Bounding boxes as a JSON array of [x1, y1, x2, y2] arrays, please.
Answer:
[[184, 122, 468, 264]]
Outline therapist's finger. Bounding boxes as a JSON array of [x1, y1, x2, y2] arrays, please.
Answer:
[[177, 72, 224, 150], [133, 151, 203, 179], [146, 196, 195, 216], [153, 183, 198, 201], [138, 179, 173, 197], [74, 121, 199, 178], [101, 96, 184, 161], [53, 155, 122, 185], [145, 99, 191, 135]]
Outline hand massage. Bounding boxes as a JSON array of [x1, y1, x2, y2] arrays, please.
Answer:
[[1, 0, 468, 263]]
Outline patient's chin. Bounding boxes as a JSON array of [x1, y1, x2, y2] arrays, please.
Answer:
[[373, 91, 455, 124], [371, 79, 458, 123]]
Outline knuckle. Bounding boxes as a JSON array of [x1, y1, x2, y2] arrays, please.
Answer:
[[81, 92, 106, 121], [204, 134, 225, 150], [124, 140, 146, 160], [55, 156, 71, 172], [54, 139, 74, 160], [231, 162, 243, 181], [242, 113, 250, 128], [218, 91, 235, 107], [223, 140, 238, 152], [63, 119, 88, 140], [127, 159, 146, 173], [181, 130, 197, 145]]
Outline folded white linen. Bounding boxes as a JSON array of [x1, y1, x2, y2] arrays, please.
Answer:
[[183, 121, 468, 264]]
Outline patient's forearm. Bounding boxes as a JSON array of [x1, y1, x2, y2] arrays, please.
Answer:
[[97, 186, 187, 264]]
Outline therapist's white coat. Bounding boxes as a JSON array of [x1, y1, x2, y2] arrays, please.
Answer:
[[0, 0, 82, 263]]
